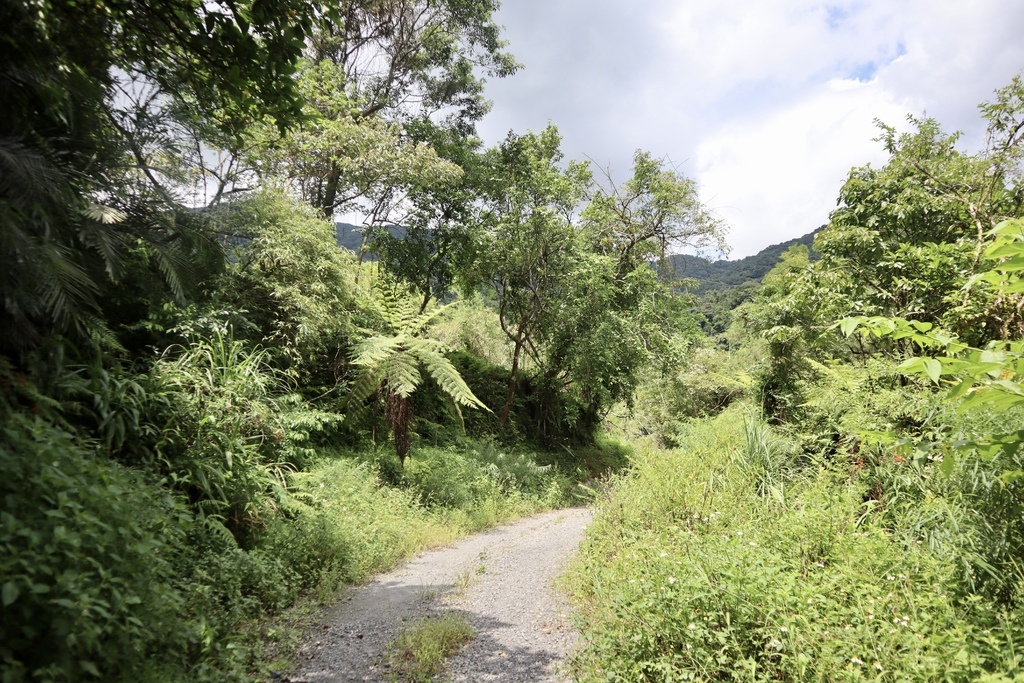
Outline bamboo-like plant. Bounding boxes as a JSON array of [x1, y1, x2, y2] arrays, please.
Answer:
[[347, 287, 489, 465]]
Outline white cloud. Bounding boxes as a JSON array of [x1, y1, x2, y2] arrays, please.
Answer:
[[480, 0, 1024, 258], [695, 78, 914, 256]]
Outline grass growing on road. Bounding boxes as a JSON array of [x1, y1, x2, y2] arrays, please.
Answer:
[[384, 612, 475, 682]]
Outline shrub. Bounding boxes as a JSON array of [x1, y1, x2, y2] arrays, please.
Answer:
[[567, 406, 1024, 682], [0, 412, 187, 683]]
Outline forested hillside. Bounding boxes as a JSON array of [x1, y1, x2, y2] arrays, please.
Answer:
[[665, 227, 822, 293], [3, 1, 1024, 681]]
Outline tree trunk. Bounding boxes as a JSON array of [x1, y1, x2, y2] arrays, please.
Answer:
[[320, 161, 341, 218], [498, 334, 524, 428]]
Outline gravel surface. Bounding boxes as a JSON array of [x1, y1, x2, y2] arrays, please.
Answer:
[[286, 507, 592, 683]]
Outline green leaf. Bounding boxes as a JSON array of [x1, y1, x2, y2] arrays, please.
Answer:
[[897, 357, 926, 374], [946, 379, 974, 400], [923, 358, 942, 383], [838, 317, 863, 337], [2, 582, 19, 607]]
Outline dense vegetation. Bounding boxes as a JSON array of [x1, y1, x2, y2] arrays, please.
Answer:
[[4, 1, 1024, 680], [665, 227, 821, 294], [568, 77, 1024, 681], [0, 2, 717, 680]]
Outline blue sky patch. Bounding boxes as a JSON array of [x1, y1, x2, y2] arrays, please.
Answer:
[[825, 5, 851, 29]]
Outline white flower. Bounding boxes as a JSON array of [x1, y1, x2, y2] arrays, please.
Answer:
[[687, 623, 697, 630], [851, 657, 864, 666], [660, 552, 668, 558], [779, 626, 788, 633], [874, 662, 883, 671]]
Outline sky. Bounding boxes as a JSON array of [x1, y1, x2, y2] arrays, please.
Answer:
[[474, 0, 1024, 259]]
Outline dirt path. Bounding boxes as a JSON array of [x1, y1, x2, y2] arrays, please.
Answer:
[[286, 507, 592, 683]]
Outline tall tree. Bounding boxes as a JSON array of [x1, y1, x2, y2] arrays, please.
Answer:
[[253, 0, 519, 220], [479, 126, 591, 428], [0, 0, 319, 356], [369, 120, 489, 312]]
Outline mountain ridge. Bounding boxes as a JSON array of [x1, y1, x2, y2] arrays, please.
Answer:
[[663, 227, 822, 293]]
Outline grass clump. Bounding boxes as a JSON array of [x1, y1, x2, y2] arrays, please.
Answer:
[[384, 613, 475, 682], [566, 404, 1024, 682]]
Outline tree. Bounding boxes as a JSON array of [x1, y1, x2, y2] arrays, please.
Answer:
[[478, 126, 591, 428], [740, 74, 1024, 424], [209, 190, 364, 388], [0, 0, 320, 357], [251, 0, 518, 220], [369, 120, 490, 312], [584, 150, 727, 279], [346, 287, 489, 465]]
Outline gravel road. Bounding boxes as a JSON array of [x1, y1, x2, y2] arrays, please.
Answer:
[[286, 507, 592, 683]]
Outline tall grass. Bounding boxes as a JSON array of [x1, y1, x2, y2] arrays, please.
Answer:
[[566, 405, 1024, 682]]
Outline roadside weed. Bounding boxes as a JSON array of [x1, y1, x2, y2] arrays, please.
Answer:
[[384, 613, 474, 682]]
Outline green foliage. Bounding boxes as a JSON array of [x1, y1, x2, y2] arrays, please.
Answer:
[[840, 219, 1024, 480], [277, 457, 459, 588], [150, 333, 342, 536], [347, 287, 489, 464], [369, 122, 490, 310], [475, 130, 717, 440], [662, 228, 821, 295], [0, 0, 320, 356], [632, 342, 759, 445], [211, 190, 362, 385], [0, 411, 187, 683], [568, 407, 1024, 682], [400, 442, 571, 518], [427, 296, 511, 370]]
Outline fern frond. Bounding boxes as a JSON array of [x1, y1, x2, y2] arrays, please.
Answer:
[[344, 365, 384, 413], [351, 335, 405, 367], [83, 201, 127, 225], [384, 351, 421, 398], [414, 344, 490, 411], [399, 299, 454, 336]]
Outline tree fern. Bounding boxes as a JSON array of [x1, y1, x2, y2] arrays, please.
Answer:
[[347, 288, 489, 464]]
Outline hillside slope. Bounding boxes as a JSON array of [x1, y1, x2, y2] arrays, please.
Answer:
[[663, 227, 822, 293]]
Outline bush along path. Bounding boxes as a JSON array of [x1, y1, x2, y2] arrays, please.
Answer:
[[285, 507, 592, 682]]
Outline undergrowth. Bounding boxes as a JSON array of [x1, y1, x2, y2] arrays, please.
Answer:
[[566, 404, 1024, 682]]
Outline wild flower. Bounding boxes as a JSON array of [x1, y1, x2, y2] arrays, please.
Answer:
[[851, 657, 864, 666]]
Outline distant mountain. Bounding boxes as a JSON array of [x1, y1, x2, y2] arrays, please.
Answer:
[[335, 222, 406, 258], [338, 220, 822, 294], [662, 227, 823, 293]]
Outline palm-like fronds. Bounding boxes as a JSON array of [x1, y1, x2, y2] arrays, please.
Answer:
[[347, 289, 489, 464]]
